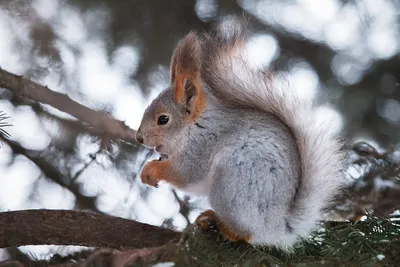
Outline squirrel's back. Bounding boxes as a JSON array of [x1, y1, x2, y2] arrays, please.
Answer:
[[200, 17, 345, 245]]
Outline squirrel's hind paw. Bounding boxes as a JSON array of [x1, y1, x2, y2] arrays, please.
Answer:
[[195, 210, 252, 243], [195, 209, 218, 230]]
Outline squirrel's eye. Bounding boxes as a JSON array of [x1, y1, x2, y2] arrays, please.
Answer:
[[157, 115, 169, 125]]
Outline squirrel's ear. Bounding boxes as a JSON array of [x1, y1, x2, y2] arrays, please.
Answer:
[[170, 32, 205, 119]]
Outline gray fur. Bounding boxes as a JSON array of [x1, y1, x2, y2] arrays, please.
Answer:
[[137, 17, 345, 248]]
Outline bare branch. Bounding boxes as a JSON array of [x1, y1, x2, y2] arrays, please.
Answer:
[[172, 189, 191, 226], [0, 68, 137, 144], [2, 137, 101, 212], [0, 244, 177, 267], [0, 261, 24, 267], [69, 244, 177, 267], [0, 210, 180, 249], [2, 247, 48, 267]]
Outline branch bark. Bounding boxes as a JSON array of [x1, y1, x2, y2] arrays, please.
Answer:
[[0, 210, 180, 250], [0, 68, 137, 144]]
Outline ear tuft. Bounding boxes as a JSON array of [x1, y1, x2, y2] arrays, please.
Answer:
[[170, 32, 205, 120], [170, 32, 202, 104]]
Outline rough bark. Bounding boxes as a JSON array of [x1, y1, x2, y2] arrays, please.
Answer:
[[0, 210, 180, 250]]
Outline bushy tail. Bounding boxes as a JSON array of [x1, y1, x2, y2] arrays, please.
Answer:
[[200, 17, 345, 239]]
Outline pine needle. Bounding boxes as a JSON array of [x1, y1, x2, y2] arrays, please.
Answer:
[[0, 111, 11, 139], [175, 215, 400, 266]]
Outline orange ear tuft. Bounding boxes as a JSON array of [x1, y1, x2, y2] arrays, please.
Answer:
[[170, 32, 202, 104], [170, 32, 205, 120]]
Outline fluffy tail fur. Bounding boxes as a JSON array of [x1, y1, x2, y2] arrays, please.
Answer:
[[200, 17, 345, 242]]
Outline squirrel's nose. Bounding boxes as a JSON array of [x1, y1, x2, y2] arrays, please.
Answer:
[[136, 132, 144, 144]]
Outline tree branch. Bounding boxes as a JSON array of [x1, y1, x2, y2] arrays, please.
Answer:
[[0, 68, 137, 144], [73, 244, 177, 267], [2, 247, 48, 267], [0, 210, 179, 249], [2, 137, 102, 213]]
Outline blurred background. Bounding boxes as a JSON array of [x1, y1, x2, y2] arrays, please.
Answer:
[[0, 0, 399, 262]]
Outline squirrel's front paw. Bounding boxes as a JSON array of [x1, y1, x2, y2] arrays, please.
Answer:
[[140, 161, 161, 187], [141, 173, 160, 187], [195, 210, 252, 243]]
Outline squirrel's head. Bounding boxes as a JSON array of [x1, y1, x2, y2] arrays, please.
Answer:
[[136, 32, 205, 155]]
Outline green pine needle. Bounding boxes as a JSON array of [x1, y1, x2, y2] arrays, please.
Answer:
[[175, 215, 400, 266]]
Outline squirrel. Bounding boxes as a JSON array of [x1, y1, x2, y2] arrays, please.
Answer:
[[135, 17, 345, 248]]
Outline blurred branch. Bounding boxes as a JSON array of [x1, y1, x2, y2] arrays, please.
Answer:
[[330, 141, 400, 220], [7, 93, 105, 139], [62, 244, 177, 267], [0, 245, 178, 267], [0, 68, 137, 144], [2, 137, 101, 212], [1, 247, 47, 267], [0, 261, 24, 267], [0, 210, 179, 249], [172, 190, 191, 226], [346, 142, 400, 217], [71, 155, 96, 182]]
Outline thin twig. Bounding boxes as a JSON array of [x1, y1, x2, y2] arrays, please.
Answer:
[[2, 137, 102, 213], [172, 189, 191, 226]]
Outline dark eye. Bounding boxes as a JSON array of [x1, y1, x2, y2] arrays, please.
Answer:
[[157, 115, 169, 125]]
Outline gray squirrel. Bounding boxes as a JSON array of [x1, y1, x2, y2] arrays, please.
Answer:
[[136, 17, 345, 248]]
